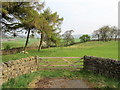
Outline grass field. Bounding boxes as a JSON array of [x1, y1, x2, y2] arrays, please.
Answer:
[[2, 40, 118, 62], [2, 40, 119, 88], [2, 38, 80, 50], [74, 38, 80, 42], [2, 38, 39, 49]]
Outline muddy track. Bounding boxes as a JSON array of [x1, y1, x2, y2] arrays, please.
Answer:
[[34, 78, 91, 88]]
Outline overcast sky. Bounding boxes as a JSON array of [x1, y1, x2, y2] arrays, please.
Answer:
[[43, 0, 119, 35]]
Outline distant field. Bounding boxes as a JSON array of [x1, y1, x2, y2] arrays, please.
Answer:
[[2, 38, 80, 49], [2, 41, 118, 62], [2, 38, 39, 49], [74, 38, 80, 42]]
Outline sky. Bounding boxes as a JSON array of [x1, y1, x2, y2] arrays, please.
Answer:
[[43, 0, 119, 35]]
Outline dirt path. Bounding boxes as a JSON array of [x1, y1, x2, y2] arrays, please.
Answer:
[[35, 78, 90, 88]]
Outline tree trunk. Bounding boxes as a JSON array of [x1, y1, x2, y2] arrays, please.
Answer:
[[38, 33, 44, 51], [97, 35, 99, 41], [47, 39, 51, 48], [109, 36, 112, 41], [24, 28, 31, 51], [115, 35, 117, 41]]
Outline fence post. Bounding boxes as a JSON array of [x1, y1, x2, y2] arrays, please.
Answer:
[[35, 56, 39, 70], [35, 56, 38, 64], [83, 56, 86, 70]]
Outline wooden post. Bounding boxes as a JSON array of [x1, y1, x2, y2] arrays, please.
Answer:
[[83, 56, 86, 70], [35, 56, 38, 65], [35, 56, 39, 70]]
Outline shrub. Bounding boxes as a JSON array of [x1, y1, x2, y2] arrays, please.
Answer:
[[79, 34, 91, 42], [4, 44, 11, 50]]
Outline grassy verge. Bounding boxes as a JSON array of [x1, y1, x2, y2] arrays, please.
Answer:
[[2, 70, 120, 88]]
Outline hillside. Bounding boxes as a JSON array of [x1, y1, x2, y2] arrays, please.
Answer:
[[2, 41, 118, 62]]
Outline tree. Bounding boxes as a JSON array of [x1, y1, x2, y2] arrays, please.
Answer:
[[118, 29, 120, 39], [18, 8, 41, 51], [62, 30, 74, 45], [16, 2, 45, 51], [30, 33, 35, 38], [92, 26, 118, 41], [92, 30, 100, 41], [37, 8, 63, 50], [79, 34, 91, 42], [37, 16, 48, 50], [103, 26, 118, 41], [1, 2, 28, 36], [110, 26, 118, 41], [98, 26, 110, 41], [2, 2, 63, 51], [2, 2, 31, 51], [2, 2, 45, 51]]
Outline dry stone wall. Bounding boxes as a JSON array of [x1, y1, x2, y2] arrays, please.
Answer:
[[83, 56, 120, 79], [1, 55, 120, 85], [2, 47, 32, 55], [0, 56, 40, 84], [2, 47, 49, 55]]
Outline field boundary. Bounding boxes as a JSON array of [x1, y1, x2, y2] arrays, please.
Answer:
[[84, 56, 120, 80], [1, 55, 120, 85], [1, 56, 84, 84], [2, 40, 104, 55], [38, 57, 83, 70]]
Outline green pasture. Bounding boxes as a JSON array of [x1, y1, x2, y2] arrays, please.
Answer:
[[74, 38, 80, 42], [2, 40, 119, 88], [2, 38, 39, 49], [2, 40, 118, 62], [2, 38, 80, 50]]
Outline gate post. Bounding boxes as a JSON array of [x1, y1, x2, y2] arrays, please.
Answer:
[[83, 56, 86, 70], [35, 56, 39, 64], [35, 56, 39, 70]]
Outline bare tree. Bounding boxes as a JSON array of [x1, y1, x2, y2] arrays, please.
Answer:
[[118, 29, 120, 39], [62, 30, 74, 45], [92, 26, 119, 41], [92, 30, 100, 41], [111, 26, 118, 41], [99, 26, 110, 41]]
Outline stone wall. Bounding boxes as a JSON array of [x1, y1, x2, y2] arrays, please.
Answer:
[[1, 55, 120, 85], [83, 56, 120, 79], [0, 56, 39, 84], [1, 47, 38, 55], [2, 47, 24, 55], [1, 47, 52, 55]]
